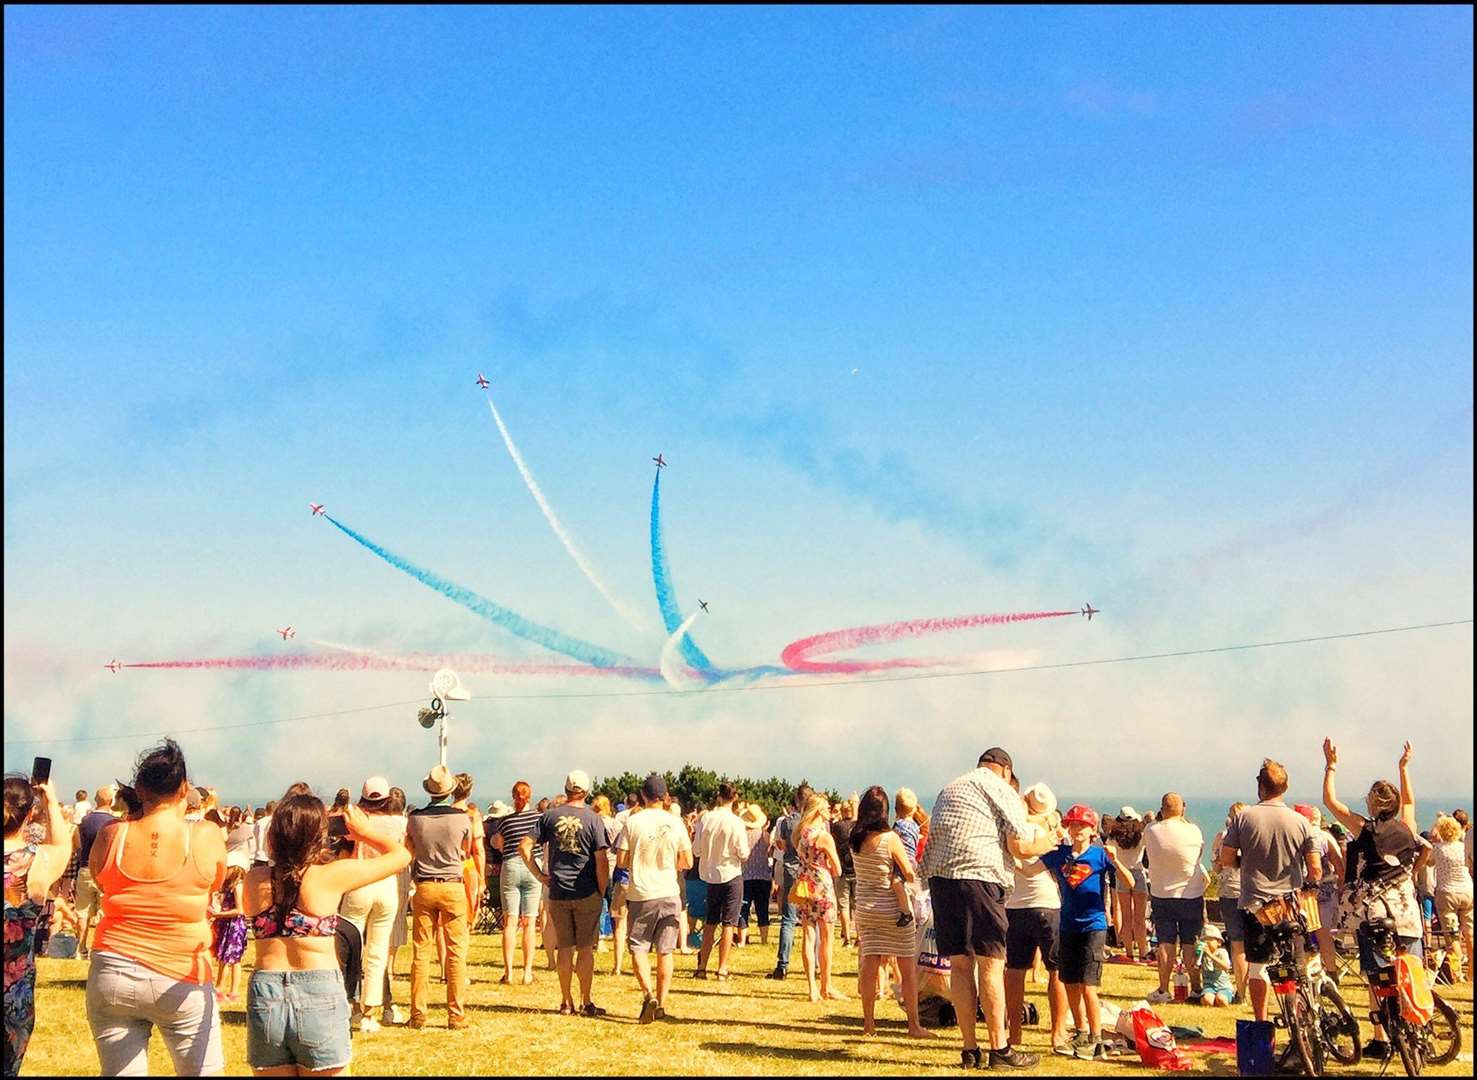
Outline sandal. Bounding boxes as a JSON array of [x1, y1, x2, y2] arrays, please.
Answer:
[[715, 971, 732, 982], [558, 1002, 575, 1016]]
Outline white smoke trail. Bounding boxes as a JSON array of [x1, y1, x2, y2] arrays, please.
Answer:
[[483, 393, 648, 633], [310, 639, 384, 656], [658, 611, 704, 689]]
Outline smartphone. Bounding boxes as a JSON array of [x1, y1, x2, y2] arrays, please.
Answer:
[[327, 817, 349, 840], [31, 757, 52, 784]]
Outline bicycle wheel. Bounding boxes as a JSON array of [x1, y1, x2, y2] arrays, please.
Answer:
[[1285, 991, 1322, 1077], [1394, 1017, 1424, 1077], [1316, 979, 1362, 1065], [1423, 992, 1461, 1066]]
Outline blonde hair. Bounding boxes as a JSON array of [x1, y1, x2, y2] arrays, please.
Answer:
[[1366, 781, 1399, 822], [895, 788, 918, 818], [798, 793, 829, 832], [1434, 815, 1463, 844], [592, 794, 612, 817]]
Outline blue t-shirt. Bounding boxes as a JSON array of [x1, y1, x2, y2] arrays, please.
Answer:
[[535, 804, 607, 901], [1040, 843, 1111, 934]]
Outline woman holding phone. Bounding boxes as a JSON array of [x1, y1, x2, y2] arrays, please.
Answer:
[[86, 739, 228, 1076], [5, 768, 72, 1076]]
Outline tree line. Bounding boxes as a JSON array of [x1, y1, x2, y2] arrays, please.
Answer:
[[591, 763, 842, 822]]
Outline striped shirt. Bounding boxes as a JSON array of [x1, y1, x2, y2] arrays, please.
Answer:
[[918, 768, 1027, 888], [894, 819, 921, 866], [491, 808, 541, 866]]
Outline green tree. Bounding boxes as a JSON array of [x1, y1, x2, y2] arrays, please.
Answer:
[[588, 765, 841, 822]]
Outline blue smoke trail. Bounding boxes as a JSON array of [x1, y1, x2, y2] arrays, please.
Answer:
[[325, 515, 638, 669], [649, 471, 715, 672]]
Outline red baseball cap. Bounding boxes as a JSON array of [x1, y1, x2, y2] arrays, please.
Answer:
[[1063, 803, 1098, 829], [1293, 803, 1318, 823]]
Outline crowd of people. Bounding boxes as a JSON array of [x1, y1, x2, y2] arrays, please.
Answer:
[[3, 737, 1473, 1075]]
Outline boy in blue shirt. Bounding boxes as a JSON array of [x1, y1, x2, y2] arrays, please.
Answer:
[[1026, 804, 1139, 1060]]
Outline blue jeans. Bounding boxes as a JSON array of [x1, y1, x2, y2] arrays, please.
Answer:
[[776, 868, 798, 968], [774, 869, 818, 970]]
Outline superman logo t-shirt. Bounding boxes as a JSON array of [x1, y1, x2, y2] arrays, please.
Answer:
[[1040, 843, 1111, 933]]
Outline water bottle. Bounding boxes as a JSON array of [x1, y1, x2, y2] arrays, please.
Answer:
[[1173, 963, 1190, 1002]]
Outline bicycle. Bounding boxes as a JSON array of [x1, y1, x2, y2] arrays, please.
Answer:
[[1357, 915, 1463, 1076], [1251, 892, 1360, 1076]]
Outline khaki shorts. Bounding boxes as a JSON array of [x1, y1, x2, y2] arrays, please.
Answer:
[[547, 893, 603, 950], [75, 867, 102, 923], [1437, 887, 1474, 936]]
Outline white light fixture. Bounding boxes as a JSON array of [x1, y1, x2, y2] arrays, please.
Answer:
[[430, 668, 470, 702]]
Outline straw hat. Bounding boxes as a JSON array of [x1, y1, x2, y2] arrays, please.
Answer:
[[422, 764, 456, 797], [740, 803, 768, 830]]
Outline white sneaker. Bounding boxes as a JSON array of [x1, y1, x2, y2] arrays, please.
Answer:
[[385, 1006, 406, 1026], [358, 1015, 381, 1033], [1146, 989, 1173, 1004]]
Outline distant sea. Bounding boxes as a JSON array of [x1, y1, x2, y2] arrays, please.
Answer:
[[1067, 794, 1475, 825]]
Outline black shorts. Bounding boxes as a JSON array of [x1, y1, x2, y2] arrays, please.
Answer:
[[705, 877, 744, 928], [928, 878, 1008, 959], [1059, 929, 1106, 986], [1005, 907, 1060, 972], [1243, 912, 1275, 963]]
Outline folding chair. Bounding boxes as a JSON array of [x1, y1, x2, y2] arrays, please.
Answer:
[[1330, 925, 1362, 985], [472, 886, 503, 936]]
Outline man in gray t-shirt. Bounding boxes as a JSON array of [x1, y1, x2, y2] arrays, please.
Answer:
[[405, 765, 473, 1028], [1218, 758, 1320, 1022]]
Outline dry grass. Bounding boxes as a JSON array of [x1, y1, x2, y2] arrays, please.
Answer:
[[23, 930, 1476, 1076]]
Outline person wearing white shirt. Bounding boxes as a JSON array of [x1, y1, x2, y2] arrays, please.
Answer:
[[692, 782, 753, 980], [251, 801, 276, 866], [619, 774, 693, 1022], [1142, 793, 1208, 1003]]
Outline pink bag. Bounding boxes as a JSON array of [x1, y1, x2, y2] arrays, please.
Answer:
[[1131, 1007, 1193, 1071]]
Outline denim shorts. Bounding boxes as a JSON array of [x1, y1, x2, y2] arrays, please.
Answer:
[[1151, 895, 1205, 945], [247, 968, 351, 1071], [500, 858, 541, 920], [1219, 896, 1247, 943]]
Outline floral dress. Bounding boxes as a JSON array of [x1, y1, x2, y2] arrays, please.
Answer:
[[793, 823, 837, 925], [4, 845, 41, 1078]]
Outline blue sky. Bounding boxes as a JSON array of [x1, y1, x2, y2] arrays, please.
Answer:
[[5, 6, 1472, 811]]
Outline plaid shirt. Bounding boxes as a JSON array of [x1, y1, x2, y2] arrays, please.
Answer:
[[918, 767, 1028, 888]]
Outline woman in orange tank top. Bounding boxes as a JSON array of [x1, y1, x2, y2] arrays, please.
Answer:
[[85, 739, 226, 1076]]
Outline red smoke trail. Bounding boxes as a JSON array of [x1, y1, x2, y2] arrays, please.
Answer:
[[779, 610, 1079, 674], [125, 653, 660, 679]]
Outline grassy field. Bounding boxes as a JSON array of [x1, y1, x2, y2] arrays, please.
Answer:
[[23, 931, 1475, 1076]]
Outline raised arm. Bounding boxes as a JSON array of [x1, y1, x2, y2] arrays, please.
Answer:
[[1397, 742, 1417, 833], [25, 781, 72, 905], [1321, 738, 1364, 835], [1104, 841, 1139, 883], [320, 806, 411, 894]]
